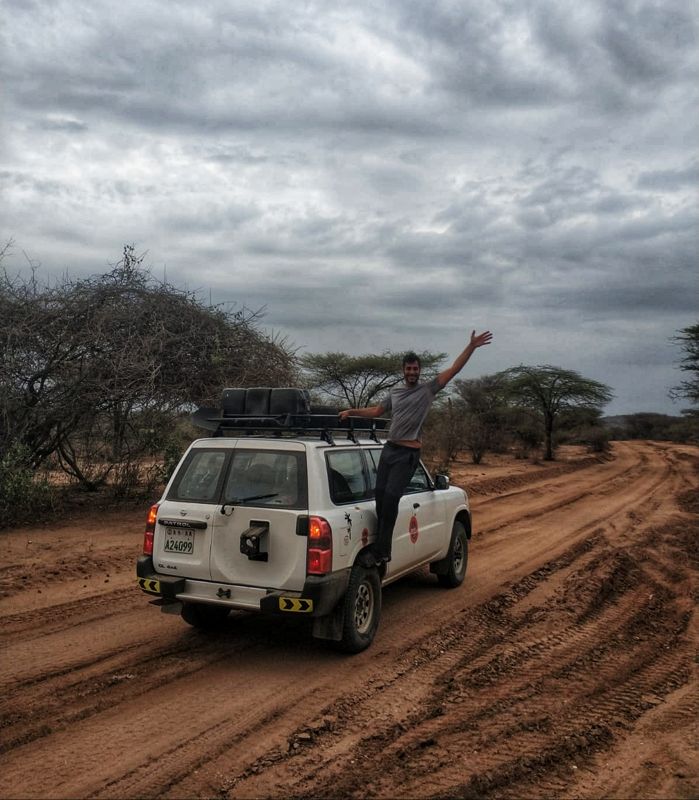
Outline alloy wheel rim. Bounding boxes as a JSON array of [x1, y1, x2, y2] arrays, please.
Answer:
[[355, 582, 373, 633], [453, 536, 464, 573]]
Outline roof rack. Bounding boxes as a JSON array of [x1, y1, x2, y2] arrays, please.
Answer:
[[191, 388, 388, 445]]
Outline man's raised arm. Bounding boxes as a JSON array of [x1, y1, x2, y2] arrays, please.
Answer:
[[436, 330, 493, 389]]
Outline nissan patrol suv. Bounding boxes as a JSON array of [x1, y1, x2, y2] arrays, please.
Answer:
[[137, 388, 472, 653]]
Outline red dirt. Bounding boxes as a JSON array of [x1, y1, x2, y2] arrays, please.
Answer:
[[1, 440, 697, 799]]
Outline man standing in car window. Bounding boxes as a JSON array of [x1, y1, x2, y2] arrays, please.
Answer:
[[339, 330, 493, 565]]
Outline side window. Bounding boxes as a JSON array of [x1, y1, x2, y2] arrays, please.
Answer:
[[167, 450, 228, 503], [406, 462, 431, 493], [327, 450, 368, 504]]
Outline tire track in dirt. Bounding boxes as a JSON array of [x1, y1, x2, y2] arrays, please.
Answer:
[[241, 524, 695, 800], [0, 617, 334, 799], [97, 700, 303, 800], [465, 454, 611, 497], [174, 537, 609, 798], [0, 630, 249, 756], [0, 545, 136, 601], [0, 586, 139, 641], [214, 536, 631, 796], [475, 446, 672, 540]]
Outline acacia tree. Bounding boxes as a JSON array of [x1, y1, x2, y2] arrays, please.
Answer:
[[300, 350, 444, 408], [500, 365, 613, 460], [0, 246, 296, 488]]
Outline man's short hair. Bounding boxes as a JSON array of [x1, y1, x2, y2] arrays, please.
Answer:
[[402, 351, 421, 368]]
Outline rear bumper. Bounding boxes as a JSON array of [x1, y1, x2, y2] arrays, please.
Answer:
[[136, 556, 185, 598], [136, 556, 350, 617]]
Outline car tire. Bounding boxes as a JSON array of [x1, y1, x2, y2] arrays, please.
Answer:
[[337, 564, 381, 653], [181, 602, 230, 630], [437, 521, 469, 588]]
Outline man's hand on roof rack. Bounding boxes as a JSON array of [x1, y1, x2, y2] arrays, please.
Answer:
[[338, 405, 385, 421]]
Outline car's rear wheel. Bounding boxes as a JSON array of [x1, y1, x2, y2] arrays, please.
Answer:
[[437, 521, 469, 588], [181, 602, 230, 630], [337, 564, 381, 653]]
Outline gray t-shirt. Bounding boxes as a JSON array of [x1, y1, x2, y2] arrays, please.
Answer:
[[380, 377, 442, 443]]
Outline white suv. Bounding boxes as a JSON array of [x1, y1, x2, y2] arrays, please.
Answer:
[[137, 388, 472, 653]]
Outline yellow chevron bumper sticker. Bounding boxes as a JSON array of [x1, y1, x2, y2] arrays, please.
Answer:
[[138, 578, 161, 595], [278, 597, 313, 613]]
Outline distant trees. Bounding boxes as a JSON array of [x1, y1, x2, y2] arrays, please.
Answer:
[[0, 246, 296, 491], [606, 412, 697, 443], [500, 365, 613, 460], [427, 366, 614, 466]]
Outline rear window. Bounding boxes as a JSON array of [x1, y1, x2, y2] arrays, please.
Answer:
[[223, 450, 307, 509], [167, 449, 228, 503], [167, 447, 307, 508]]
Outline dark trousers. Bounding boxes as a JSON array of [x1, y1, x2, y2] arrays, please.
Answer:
[[374, 443, 421, 559]]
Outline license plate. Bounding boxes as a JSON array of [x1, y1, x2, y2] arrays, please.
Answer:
[[164, 529, 194, 554]]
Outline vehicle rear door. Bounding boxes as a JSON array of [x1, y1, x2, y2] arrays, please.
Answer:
[[209, 443, 309, 592], [153, 446, 231, 580]]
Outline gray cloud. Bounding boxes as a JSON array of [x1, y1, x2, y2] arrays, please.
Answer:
[[637, 162, 699, 190], [1, 0, 697, 415]]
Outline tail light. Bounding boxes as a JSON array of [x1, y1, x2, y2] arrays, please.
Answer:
[[143, 503, 159, 555], [307, 516, 332, 575]]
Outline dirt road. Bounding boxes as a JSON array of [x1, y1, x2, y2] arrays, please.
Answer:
[[1, 441, 697, 799]]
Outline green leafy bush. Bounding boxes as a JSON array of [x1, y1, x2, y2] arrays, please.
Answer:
[[0, 444, 54, 528]]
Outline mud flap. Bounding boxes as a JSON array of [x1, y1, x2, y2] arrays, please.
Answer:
[[312, 603, 345, 642], [429, 557, 449, 576], [148, 598, 184, 615]]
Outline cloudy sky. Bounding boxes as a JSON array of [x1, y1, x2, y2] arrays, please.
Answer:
[[2, 0, 697, 415]]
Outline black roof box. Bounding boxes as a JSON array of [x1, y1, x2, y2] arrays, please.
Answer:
[[192, 387, 387, 444]]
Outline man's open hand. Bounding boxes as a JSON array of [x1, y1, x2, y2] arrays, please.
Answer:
[[470, 330, 493, 349]]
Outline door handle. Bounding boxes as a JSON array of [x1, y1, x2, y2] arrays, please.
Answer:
[[413, 502, 420, 509]]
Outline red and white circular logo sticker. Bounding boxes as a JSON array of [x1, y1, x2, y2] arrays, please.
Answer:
[[409, 515, 419, 544]]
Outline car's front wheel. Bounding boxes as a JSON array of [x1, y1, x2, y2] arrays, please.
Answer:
[[337, 564, 381, 653], [181, 602, 230, 630]]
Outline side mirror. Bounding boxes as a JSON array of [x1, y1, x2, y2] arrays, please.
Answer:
[[434, 474, 450, 490]]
